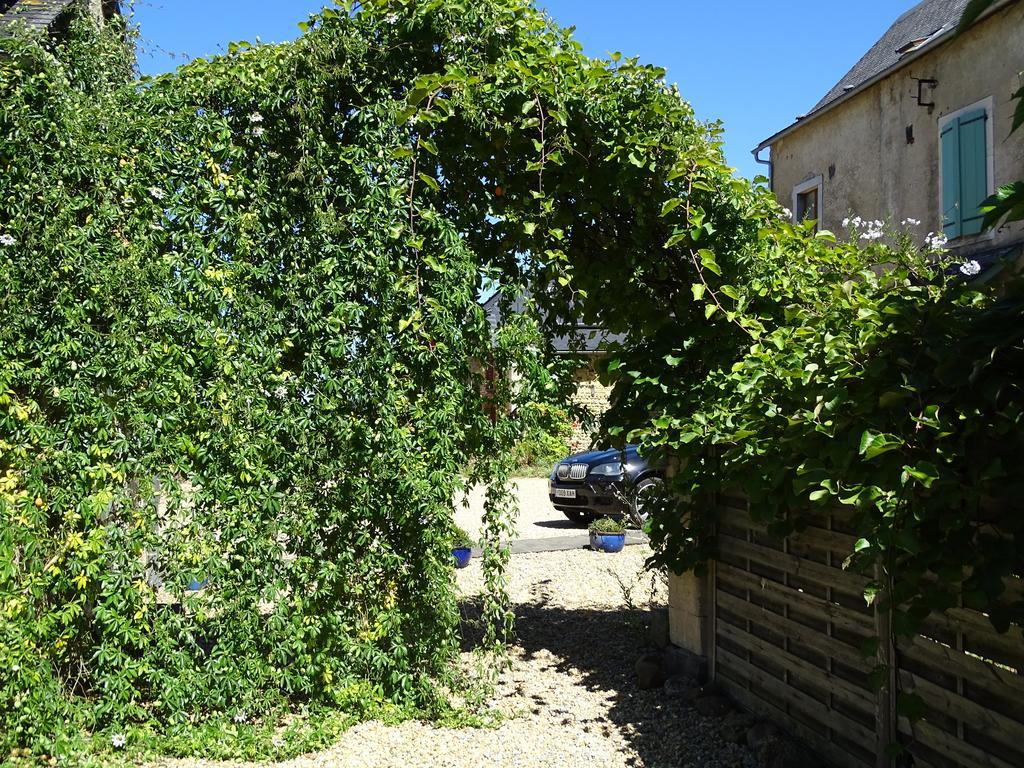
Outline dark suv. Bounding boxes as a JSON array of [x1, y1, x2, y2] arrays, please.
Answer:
[[548, 444, 663, 525]]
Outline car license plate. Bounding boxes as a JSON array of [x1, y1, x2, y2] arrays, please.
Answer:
[[554, 488, 577, 499]]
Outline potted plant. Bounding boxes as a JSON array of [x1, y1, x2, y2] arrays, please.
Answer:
[[452, 526, 474, 569], [589, 516, 626, 553]]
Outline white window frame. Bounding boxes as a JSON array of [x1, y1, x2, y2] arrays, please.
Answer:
[[792, 174, 824, 226], [937, 96, 996, 241]]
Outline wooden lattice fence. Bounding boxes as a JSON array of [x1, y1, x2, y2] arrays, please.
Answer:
[[709, 494, 1024, 768]]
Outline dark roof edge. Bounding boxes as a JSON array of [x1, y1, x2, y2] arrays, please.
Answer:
[[0, 0, 119, 35], [753, 0, 1016, 154]]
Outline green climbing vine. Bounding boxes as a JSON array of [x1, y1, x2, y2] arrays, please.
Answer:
[[0, 0, 743, 759]]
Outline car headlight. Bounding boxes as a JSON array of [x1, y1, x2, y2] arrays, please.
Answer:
[[589, 462, 623, 477]]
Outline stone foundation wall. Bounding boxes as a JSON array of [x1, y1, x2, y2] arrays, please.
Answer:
[[568, 359, 613, 453]]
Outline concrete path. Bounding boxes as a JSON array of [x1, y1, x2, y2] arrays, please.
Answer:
[[471, 531, 647, 557], [457, 476, 647, 555], [455, 476, 575, 541]]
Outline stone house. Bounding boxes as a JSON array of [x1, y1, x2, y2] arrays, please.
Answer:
[[481, 291, 621, 453], [0, 0, 118, 33], [754, 0, 1024, 267]]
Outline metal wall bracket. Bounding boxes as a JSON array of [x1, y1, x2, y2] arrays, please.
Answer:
[[913, 77, 938, 109]]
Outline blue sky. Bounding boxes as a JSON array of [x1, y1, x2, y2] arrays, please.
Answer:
[[133, 0, 919, 180]]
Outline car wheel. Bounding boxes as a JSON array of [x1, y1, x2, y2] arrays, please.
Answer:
[[560, 508, 592, 526], [630, 477, 663, 527]]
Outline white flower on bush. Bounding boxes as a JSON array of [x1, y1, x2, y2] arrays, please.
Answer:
[[959, 260, 982, 276], [249, 112, 263, 123], [111, 733, 127, 749], [0, 233, 15, 246], [452, 33, 467, 43], [252, 127, 265, 138], [385, 12, 399, 24], [859, 220, 884, 241], [901, 217, 921, 226], [494, 25, 508, 35], [780, 207, 792, 220], [149, 186, 165, 201], [274, 385, 287, 399], [233, 711, 248, 723], [925, 231, 948, 250]]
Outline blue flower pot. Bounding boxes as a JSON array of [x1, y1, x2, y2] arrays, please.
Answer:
[[452, 547, 472, 569], [589, 532, 626, 553]]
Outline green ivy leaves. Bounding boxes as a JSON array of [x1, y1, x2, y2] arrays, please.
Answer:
[[0, 0, 608, 754]]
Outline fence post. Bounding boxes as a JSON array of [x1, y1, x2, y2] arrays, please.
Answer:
[[875, 573, 895, 768], [668, 568, 710, 657], [665, 458, 712, 671]]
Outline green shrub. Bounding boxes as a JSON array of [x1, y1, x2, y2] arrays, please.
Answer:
[[513, 402, 573, 471], [452, 527, 475, 549], [592, 208, 1024, 641], [588, 517, 625, 535]]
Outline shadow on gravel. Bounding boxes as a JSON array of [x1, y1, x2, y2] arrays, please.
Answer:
[[532, 519, 587, 530], [515, 603, 683, 766], [458, 596, 745, 767]]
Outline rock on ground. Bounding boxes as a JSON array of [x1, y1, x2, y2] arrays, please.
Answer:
[[151, 547, 755, 768]]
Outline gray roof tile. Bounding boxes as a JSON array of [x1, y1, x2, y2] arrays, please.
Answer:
[[810, 0, 971, 115], [0, 0, 75, 31], [481, 291, 624, 355]]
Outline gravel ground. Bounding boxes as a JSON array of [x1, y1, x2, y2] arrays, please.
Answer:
[[154, 547, 754, 768], [454, 477, 587, 541]]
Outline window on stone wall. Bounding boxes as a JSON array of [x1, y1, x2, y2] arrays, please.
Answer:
[[796, 188, 818, 222], [792, 174, 823, 231]]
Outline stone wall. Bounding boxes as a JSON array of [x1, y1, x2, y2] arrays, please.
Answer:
[[568, 357, 613, 453]]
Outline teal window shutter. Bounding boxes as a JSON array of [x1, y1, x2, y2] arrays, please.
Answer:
[[958, 109, 989, 236], [941, 107, 989, 240], [941, 120, 961, 239]]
